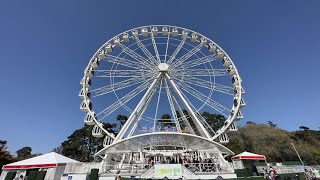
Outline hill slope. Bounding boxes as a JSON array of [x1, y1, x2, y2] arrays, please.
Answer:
[[225, 124, 320, 164]]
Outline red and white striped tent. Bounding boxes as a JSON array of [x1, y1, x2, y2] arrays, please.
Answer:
[[231, 151, 266, 160], [2, 152, 79, 170]]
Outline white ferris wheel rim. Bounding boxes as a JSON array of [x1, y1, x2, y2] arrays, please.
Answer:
[[81, 25, 244, 142]]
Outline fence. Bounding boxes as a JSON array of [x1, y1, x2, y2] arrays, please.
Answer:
[[64, 162, 102, 174], [183, 163, 233, 174], [256, 165, 305, 175]]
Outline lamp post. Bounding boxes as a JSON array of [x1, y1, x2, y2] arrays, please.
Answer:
[[291, 142, 304, 165]]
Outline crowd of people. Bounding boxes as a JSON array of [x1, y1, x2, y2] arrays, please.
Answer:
[[304, 167, 320, 180], [145, 156, 320, 180], [147, 156, 219, 165], [261, 166, 320, 180], [145, 156, 223, 173]]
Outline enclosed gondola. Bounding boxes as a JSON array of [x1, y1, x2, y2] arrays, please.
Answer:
[[122, 32, 129, 42], [98, 50, 106, 60], [208, 43, 217, 52], [141, 27, 148, 37], [151, 27, 158, 36], [92, 123, 104, 138], [80, 100, 92, 112], [162, 27, 168, 36], [219, 133, 229, 144], [172, 27, 178, 37], [84, 112, 96, 126]]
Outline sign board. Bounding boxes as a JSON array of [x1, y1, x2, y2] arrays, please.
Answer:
[[154, 164, 182, 178], [293, 165, 305, 173]]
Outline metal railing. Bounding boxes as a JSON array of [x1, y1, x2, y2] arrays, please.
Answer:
[[256, 165, 305, 175], [64, 162, 235, 175], [183, 163, 233, 174], [64, 162, 102, 174], [102, 163, 151, 175]]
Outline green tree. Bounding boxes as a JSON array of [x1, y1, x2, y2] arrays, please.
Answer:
[[16, 146, 32, 160], [0, 140, 14, 170], [201, 112, 226, 131], [116, 115, 128, 130], [267, 121, 277, 128], [59, 123, 117, 162], [16, 146, 42, 161], [246, 121, 256, 125], [157, 114, 172, 130], [52, 146, 63, 154], [176, 110, 201, 135], [299, 126, 310, 130]]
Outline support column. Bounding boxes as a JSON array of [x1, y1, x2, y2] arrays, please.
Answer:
[[140, 151, 145, 165], [115, 74, 161, 142], [165, 74, 211, 139]]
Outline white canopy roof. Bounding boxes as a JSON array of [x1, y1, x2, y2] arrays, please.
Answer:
[[232, 151, 266, 160], [3, 152, 79, 170], [96, 132, 235, 156]]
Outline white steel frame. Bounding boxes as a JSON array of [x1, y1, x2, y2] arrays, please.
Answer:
[[80, 25, 245, 161]]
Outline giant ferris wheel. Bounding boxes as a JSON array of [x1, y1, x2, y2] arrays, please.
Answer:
[[79, 25, 245, 172]]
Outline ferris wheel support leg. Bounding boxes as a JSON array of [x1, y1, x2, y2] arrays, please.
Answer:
[[164, 78, 182, 132], [165, 74, 212, 139], [128, 81, 158, 137], [128, 77, 163, 137], [119, 154, 126, 169], [171, 95, 196, 135], [140, 150, 145, 167], [114, 74, 161, 142], [100, 153, 110, 173], [128, 152, 132, 165]]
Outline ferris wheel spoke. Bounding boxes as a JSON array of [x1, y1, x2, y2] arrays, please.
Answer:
[[90, 76, 151, 97], [171, 69, 228, 77], [104, 55, 148, 70], [132, 36, 159, 66], [181, 76, 234, 95], [164, 31, 170, 63], [170, 44, 202, 67], [176, 81, 230, 116], [93, 69, 155, 78], [177, 86, 219, 136], [185, 103, 217, 136], [165, 74, 212, 139], [115, 74, 161, 141], [164, 78, 182, 132], [167, 36, 187, 64], [172, 54, 217, 69], [128, 78, 160, 137], [97, 80, 153, 119], [153, 78, 163, 131], [170, 93, 196, 135], [150, 32, 161, 64], [119, 44, 156, 69]]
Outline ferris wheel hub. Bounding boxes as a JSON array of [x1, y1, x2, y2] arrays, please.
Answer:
[[158, 63, 169, 71]]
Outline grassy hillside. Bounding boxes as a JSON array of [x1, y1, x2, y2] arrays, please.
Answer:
[[225, 124, 320, 164]]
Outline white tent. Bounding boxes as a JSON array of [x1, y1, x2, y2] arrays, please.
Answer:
[[2, 152, 79, 170], [1, 152, 79, 180], [231, 151, 266, 160], [231, 151, 266, 170]]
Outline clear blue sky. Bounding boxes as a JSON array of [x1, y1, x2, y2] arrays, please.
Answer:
[[0, 0, 319, 155]]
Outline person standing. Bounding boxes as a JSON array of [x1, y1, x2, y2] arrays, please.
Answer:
[[269, 166, 277, 180], [313, 168, 320, 179]]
